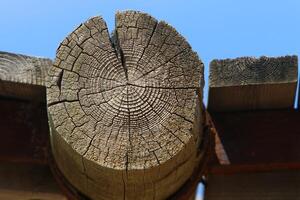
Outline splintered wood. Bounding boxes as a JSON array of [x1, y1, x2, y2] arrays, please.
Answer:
[[208, 56, 298, 111], [47, 11, 204, 200], [0, 51, 51, 101]]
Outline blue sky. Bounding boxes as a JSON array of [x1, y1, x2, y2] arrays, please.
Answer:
[[1, 0, 299, 199], [1, 0, 300, 103]]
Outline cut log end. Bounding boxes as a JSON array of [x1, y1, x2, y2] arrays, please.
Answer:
[[47, 10, 204, 200], [208, 55, 298, 111], [209, 55, 298, 87], [0, 51, 52, 101]]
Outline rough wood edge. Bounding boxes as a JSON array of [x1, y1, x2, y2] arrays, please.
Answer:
[[0, 51, 52, 85], [209, 55, 298, 87], [0, 51, 52, 101]]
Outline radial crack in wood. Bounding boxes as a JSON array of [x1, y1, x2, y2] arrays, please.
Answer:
[[47, 10, 204, 200]]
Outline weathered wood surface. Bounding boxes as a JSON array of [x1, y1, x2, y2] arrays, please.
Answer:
[[204, 170, 300, 200], [47, 10, 204, 200], [0, 162, 66, 200], [208, 56, 298, 111], [0, 51, 52, 101], [47, 116, 213, 200]]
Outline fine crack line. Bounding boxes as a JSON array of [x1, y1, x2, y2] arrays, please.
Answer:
[[57, 70, 64, 90], [132, 48, 188, 82], [127, 82, 198, 90], [47, 99, 78, 107], [131, 20, 158, 78], [111, 30, 128, 81]]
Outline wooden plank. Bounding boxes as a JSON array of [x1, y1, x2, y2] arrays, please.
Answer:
[[208, 55, 298, 111], [209, 163, 300, 175], [0, 162, 66, 200], [209, 109, 300, 165], [204, 170, 300, 200], [0, 51, 52, 101]]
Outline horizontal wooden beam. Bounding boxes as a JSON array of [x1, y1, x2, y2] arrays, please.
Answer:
[[209, 109, 300, 165], [208, 55, 298, 112], [204, 170, 300, 200], [209, 163, 300, 175]]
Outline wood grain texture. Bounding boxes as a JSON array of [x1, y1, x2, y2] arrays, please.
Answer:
[[47, 11, 204, 200], [208, 56, 298, 111], [0, 51, 52, 101]]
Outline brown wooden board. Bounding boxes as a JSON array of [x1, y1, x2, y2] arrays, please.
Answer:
[[204, 170, 300, 200], [209, 163, 300, 175], [0, 95, 49, 164], [209, 109, 300, 166]]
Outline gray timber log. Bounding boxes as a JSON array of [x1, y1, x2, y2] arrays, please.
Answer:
[[208, 56, 298, 111], [46, 11, 204, 200], [0, 51, 52, 101]]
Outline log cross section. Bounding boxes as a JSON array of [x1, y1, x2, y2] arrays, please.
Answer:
[[47, 11, 204, 200]]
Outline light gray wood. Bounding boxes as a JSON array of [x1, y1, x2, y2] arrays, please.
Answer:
[[204, 170, 300, 200], [0, 51, 52, 101], [208, 56, 298, 111], [0, 163, 66, 200], [47, 10, 204, 200]]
